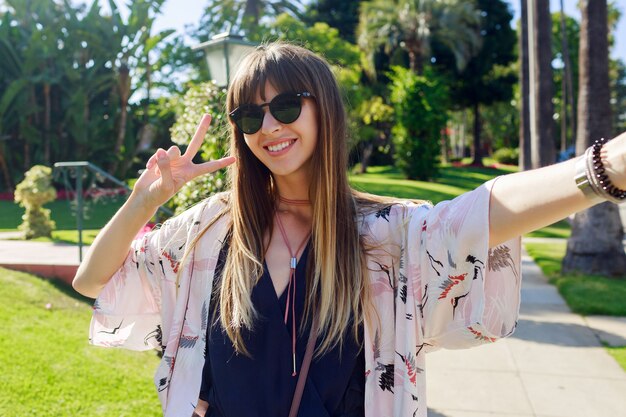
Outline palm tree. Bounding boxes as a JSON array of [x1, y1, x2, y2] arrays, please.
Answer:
[[562, 0, 626, 276], [357, 0, 482, 75], [518, 0, 531, 170], [528, 0, 555, 168], [197, 0, 304, 41], [106, 0, 174, 177]]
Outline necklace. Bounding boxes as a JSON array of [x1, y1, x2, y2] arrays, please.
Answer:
[[278, 195, 311, 206], [274, 211, 311, 377]]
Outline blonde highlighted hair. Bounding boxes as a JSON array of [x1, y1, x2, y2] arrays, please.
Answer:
[[190, 42, 403, 356]]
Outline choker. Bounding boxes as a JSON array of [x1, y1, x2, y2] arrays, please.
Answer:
[[278, 195, 311, 206]]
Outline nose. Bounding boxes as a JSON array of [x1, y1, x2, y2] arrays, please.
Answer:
[[260, 108, 281, 135]]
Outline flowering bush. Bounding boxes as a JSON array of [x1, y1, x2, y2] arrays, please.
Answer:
[[169, 82, 231, 214], [14, 165, 57, 239]]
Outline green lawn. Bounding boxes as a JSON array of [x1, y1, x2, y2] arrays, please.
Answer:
[[16, 229, 101, 245], [0, 267, 162, 417], [2, 164, 568, 240], [349, 165, 570, 238], [0, 197, 125, 230], [524, 241, 626, 371], [349, 164, 516, 203]]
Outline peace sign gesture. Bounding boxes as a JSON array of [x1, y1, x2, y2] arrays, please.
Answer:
[[132, 114, 236, 210]]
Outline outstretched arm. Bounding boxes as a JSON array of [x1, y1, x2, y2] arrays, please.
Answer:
[[489, 132, 626, 247], [72, 115, 235, 298]]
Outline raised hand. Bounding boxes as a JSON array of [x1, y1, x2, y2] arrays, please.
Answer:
[[132, 114, 236, 210]]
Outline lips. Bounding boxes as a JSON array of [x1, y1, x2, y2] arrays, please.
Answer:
[[264, 139, 296, 153]]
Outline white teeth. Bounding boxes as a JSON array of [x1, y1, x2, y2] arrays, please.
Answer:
[[267, 140, 294, 152]]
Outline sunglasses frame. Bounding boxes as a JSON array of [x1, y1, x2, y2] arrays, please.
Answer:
[[229, 92, 314, 135]]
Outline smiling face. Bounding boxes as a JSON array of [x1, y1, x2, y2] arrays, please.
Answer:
[[241, 82, 318, 183]]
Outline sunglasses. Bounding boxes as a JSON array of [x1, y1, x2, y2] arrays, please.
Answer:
[[229, 92, 314, 135]]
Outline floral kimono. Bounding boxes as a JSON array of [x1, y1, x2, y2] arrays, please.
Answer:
[[90, 179, 521, 417]]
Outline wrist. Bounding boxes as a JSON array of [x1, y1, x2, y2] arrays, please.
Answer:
[[604, 138, 626, 190], [126, 191, 160, 219]]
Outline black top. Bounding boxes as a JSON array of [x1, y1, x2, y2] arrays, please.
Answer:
[[199, 239, 364, 417]]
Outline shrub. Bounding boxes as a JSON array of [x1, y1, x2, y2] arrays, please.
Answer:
[[389, 67, 448, 180], [169, 82, 230, 214], [14, 165, 57, 239], [492, 147, 519, 165]]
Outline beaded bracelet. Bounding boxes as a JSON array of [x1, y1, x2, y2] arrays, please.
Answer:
[[575, 137, 626, 204]]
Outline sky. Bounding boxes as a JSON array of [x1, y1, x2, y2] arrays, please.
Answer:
[[82, 0, 626, 62]]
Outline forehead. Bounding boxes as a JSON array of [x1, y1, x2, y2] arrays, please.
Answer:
[[253, 81, 280, 103]]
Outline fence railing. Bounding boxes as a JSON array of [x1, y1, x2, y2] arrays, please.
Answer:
[[53, 161, 173, 262]]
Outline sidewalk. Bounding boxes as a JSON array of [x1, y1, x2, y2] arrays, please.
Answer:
[[426, 246, 626, 417], [0, 236, 625, 416], [0, 232, 84, 284]]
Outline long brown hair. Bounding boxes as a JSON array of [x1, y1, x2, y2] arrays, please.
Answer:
[[201, 42, 408, 356]]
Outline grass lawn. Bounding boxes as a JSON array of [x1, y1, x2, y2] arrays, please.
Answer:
[[0, 267, 162, 417], [16, 229, 101, 246], [0, 196, 125, 230], [2, 163, 570, 240], [349, 165, 570, 238], [524, 241, 626, 371], [349, 164, 517, 203]]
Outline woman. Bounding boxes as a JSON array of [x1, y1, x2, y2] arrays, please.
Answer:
[[73, 42, 626, 417]]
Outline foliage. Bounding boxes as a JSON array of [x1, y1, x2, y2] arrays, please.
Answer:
[[492, 147, 519, 165], [551, 11, 580, 149], [194, 0, 305, 43], [357, 0, 482, 75], [611, 58, 626, 135], [14, 165, 56, 239], [169, 82, 230, 214], [480, 100, 520, 151], [260, 13, 362, 68], [0, 0, 177, 192], [304, 0, 362, 43], [389, 66, 448, 180], [433, 0, 517, 165]]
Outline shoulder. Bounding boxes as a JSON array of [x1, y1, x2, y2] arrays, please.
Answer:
[[158, 191, 231, 236], [358, 198, 432, 226]]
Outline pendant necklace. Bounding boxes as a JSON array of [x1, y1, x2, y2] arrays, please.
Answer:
[[274, 201, 311, 376]]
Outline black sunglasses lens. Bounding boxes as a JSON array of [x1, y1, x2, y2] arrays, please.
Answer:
[[235, 105, 263, 134], [231, 93, 305, 134], [271, 94, 302, 124]]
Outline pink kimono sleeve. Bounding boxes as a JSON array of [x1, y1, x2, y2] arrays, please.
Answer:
[[408, 179, 522, 349], [89, 203, 194, 352]]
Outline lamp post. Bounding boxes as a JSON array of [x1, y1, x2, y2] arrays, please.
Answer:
[[192, 32, 257, 87]]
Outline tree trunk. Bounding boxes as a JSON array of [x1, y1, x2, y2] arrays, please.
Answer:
[[111, 63, 131, 175], [0, 146, 13, 192], [471, 101, 483, 166], [43, 82, 51, 165], [562, 0, 626, 276], [519, 0, 532, 170], [406, 39, 424, 75], [530, 0, 555, 168], [359, 141, 374, 174], [559, 0, 576, 151]]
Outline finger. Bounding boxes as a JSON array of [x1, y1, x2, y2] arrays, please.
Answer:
[[182, 114, 212, 160], [146, 154, 157, 170], [191, 156, 236, 177], [155, 150, 175, 193], [166, 145, 182, 160]]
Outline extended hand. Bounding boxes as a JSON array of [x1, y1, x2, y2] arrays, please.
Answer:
[[132, 114, 236, 210]]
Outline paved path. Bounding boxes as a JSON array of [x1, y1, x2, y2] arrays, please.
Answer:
[[426, 247, 626, 417], [1, 235, 625, 416]]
